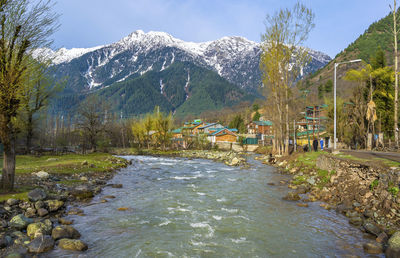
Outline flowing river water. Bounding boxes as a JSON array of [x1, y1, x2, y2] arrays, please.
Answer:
[[49, 155, 379, 257]]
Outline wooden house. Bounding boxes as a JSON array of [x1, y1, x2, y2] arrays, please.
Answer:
[[208, 128, 238, 143]]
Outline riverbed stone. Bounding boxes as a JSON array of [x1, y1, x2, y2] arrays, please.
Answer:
[[363, 242, 383, 254], [27, 221, 52, 239], [45, 200, 64, 212], [376, 232, 388, 243], [27, 235, 54, 253], [9, 214, 33, 230], [58, 238, 88, 251], [58, 218, 73, 225], [67, 207, 84, 215], [387, 231, 400, 258], [51, 225, 81, 240], [25, 208, 36, 218], [28, 188, 47, 202]]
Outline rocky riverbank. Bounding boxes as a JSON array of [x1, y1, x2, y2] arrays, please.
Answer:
[[259, 152, 400, 257], [178, 150, 247, 166], [119, 148, 248, 166], [0, 155, 130, 257]]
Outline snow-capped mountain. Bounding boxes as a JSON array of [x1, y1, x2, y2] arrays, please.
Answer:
[[42, 30, 331, 93]]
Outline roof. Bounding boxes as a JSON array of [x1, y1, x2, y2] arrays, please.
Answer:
[[209, 128, 238, 137], [253, 121, 273, 126], [172, 128, 182, 133], [198, 123, 219, 129]]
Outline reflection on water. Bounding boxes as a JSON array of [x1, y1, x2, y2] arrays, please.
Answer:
[[48, 155, 380, 257]]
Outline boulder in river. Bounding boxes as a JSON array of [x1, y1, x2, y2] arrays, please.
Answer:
[[51, 225, 81, 240], [27, 235, 54, 253], [58, 238, 88, 251], [28, 188, 47, 202]]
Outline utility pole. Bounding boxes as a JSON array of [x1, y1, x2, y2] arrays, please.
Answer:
[[293, 120, 296, 152], [393, 0, 399, 147]]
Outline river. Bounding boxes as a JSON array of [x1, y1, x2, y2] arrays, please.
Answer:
[[49, 155, 378, 257]]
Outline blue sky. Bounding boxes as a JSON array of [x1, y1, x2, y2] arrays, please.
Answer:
[[52, 0, 391, 57]]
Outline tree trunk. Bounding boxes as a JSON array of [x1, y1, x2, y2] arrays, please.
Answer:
[[26, 113, 33, 154], [285, 88, 289, 156], [394, 1, 399, 147], [2, 141, 16, 191]]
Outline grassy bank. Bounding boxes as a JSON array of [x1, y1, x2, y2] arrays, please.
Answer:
[[0, 153, 128, 201], [283, 151, 400, 189]]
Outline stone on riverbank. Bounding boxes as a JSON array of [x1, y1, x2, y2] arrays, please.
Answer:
[[349, 216, 363, 227], [28, 188, 47, 202], [386, 231, 400, 258], [33, 171, 50, 179], [27, 220, 52, 239], [70, 186, 94, 200], [37, 208, 49, 217], [6, 198, 19, 206], [9, 214, 33, 230], [58, 238, 88, 251], [28, 235, 54, 253], [283, 192, 301, 201], [45, 200, 64, 212], [363, 221, 381, 237], [51, 225, 81, 240]]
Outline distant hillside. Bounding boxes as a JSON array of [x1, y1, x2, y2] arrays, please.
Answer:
[[303, 9, 396, 100], [53, 62, 257, 118]]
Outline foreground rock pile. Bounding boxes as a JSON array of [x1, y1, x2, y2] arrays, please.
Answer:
[[0, 157, 131, 257], [179, 150, 247, 166], [0, 188, 88, 257]]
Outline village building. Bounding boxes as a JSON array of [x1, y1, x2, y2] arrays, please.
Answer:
[[208, 128, 238, 143]]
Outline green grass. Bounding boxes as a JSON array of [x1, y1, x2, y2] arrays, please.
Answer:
[[296, 151, 325, 168], [0, 186, 34, 202], [0, 153, 128, 201], [0, 153, 126, 175], [292, 175, 306, 185]]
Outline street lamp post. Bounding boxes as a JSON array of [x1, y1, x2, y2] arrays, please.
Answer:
[[333, 59, 362, 152]]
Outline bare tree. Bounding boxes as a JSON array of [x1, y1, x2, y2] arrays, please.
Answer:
[[260, 2, 314, 155], [19, 60, 63, 153], [0, 0, 59, 191], [77, 96, 106, 152]]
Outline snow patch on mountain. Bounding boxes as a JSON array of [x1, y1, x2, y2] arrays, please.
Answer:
[[41, 30, 331, 91]]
